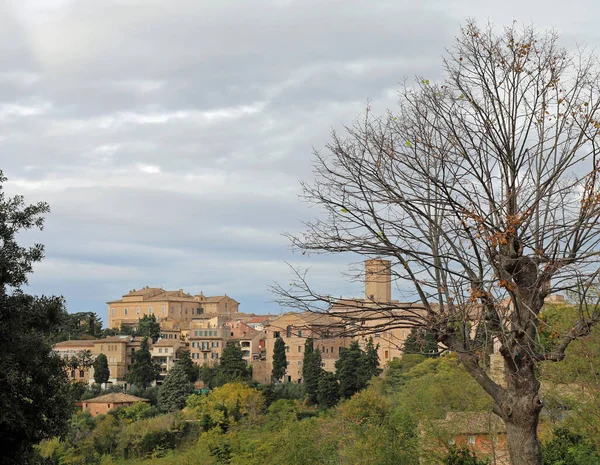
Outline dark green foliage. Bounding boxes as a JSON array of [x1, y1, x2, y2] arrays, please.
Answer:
[[302, 338, 323, 404], [317, 371, 340, 408], [136, 314, 161, 343], [158, 363, 194, 412], [177, 349, 200, 383], [0, 172, 77, 464], [199, 363, 219, 389], [52, 311, 103, 342], [443, 446, 489, 465], [93, 353, 110, 385], [126, 337, 159, 389], [360, 337, 382, 384], [218, 342, 250, 383], [336, 341, 364, 399], [118, 324, 135, 336], [272, 337, 288, 382], [403, 327, 439, 357], [542, 428, 600, 465]]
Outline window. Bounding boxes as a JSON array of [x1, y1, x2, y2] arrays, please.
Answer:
[[468, 436, 476, 445], [124, 308, 128, 315], [165, 348, 169, 353], [136, 307, 140, 315], [298, 346, 302, 353], [298, 330, 302, 337], [161, 306, 165, 314], [70, 370, 76, 378], [285, 346, 289, 353], [159, 348, 162, 353], [212, 341, 219, 348], [111, 308, 115, 316], [192, 353, 199, 359], [212, 353, 219, 359], [170, 307, 173, 313], [203, 353, 208, 360], [298, 361, 302, 366], [273, 331, 280, 339], [79, 370, 85, 378], [148, 307, 153, 315], [286, 326, 292, 338]]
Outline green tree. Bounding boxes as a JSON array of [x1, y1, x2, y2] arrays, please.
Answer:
[[93, 353, 110, 385], [336, 341, 364, 399], [272, 337, 288, 382], [316, 371, 340, 408], [218, 342, 250, 383], [443, 446, 489, 465], [0, 171, 76, 463], [542, 428, 600, 465], [176, 349, 199, 383], [302, 338, 323, 404], [136, 314, 161, 343], [360, 337, 382, 385], [403, 327, 439, 357], [126, 337, 158, 389], [157, 362, 194, 412]]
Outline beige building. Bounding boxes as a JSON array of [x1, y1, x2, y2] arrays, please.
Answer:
[[81, 393, 149, 417], [54, 335, 146, 386], [107, 287, 240, 329], [188, 315, 231, 365], [152, 338, 184, 384], [54, 339, 96, 384], [227, 319, 266, 364], [254, 312, 349, 384]]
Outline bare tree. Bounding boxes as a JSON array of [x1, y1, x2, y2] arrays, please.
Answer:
[[274, 22, 600, 465]]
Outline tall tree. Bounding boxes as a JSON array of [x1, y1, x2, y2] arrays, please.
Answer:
[[93, 353, 110, 385], [317, 370, 340, 408], [157, 362, 194, 412], [218, 342, 249, 383], [302, 337, 323, 404], [360, 337, 382, 385], [136, 314, 160, 343], [275, 22, 600, 465], [272, 337, 288, 382], [0, 171, 76, 463], [336, 341, 364, 399], [126, 337, 158, 389], [176, 349, 199, 383]]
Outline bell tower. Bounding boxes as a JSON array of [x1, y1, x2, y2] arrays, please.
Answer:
[[364, 259, 392, 302]]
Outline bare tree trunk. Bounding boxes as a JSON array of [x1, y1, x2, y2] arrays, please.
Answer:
[[505, 412, 542, 465]]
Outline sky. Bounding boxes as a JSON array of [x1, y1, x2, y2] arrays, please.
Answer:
[[2, 0, 599, 326]]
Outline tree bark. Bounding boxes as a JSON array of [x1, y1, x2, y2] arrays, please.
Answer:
[[500, 387, 543, 465]]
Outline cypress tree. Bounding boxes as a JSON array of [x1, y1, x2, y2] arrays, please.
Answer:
[[271, 337, 288, 382], [302, 338, 323, 404], [336, 341, 363, 398], [177, 349, 199, 383], [93, 353, 110, 385], [157, 362, 194, 412], [360, 337, 382, 385], [218, 342, 249, 382], [126, 337, 158, 389], [317, 371, 340, 408], [136, 314, 161, 343]]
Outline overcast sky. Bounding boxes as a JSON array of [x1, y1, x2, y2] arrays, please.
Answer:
[[2, 0, 599, 325]]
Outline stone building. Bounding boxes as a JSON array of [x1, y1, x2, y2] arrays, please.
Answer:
[[81, 393, 149, 416]]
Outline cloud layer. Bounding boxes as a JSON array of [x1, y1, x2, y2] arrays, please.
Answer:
[[2, 0, 599, 324]]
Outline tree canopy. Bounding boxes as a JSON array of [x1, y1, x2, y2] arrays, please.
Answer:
[[137, 314, 161, 343], [275, 22, 600, 465], [158, 362, 194, 412], [126, 337, 158, 389], [93, 353, 110, 385], [272, 337, 288, 382], [0, 171, 76, 463]]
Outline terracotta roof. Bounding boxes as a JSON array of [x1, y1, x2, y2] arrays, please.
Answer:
[[431, 412, 506, 434], [100, 336, 144, 343], [146, 290, 197, 302], [54, 340, 97, 348], [125, 287, 164, 297], [84, 393, 149, 404], [197, 295, 239, 304]]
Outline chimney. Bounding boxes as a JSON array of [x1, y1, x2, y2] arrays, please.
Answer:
[[179, 289, 183, 297], [364, 259, 392, 302]]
